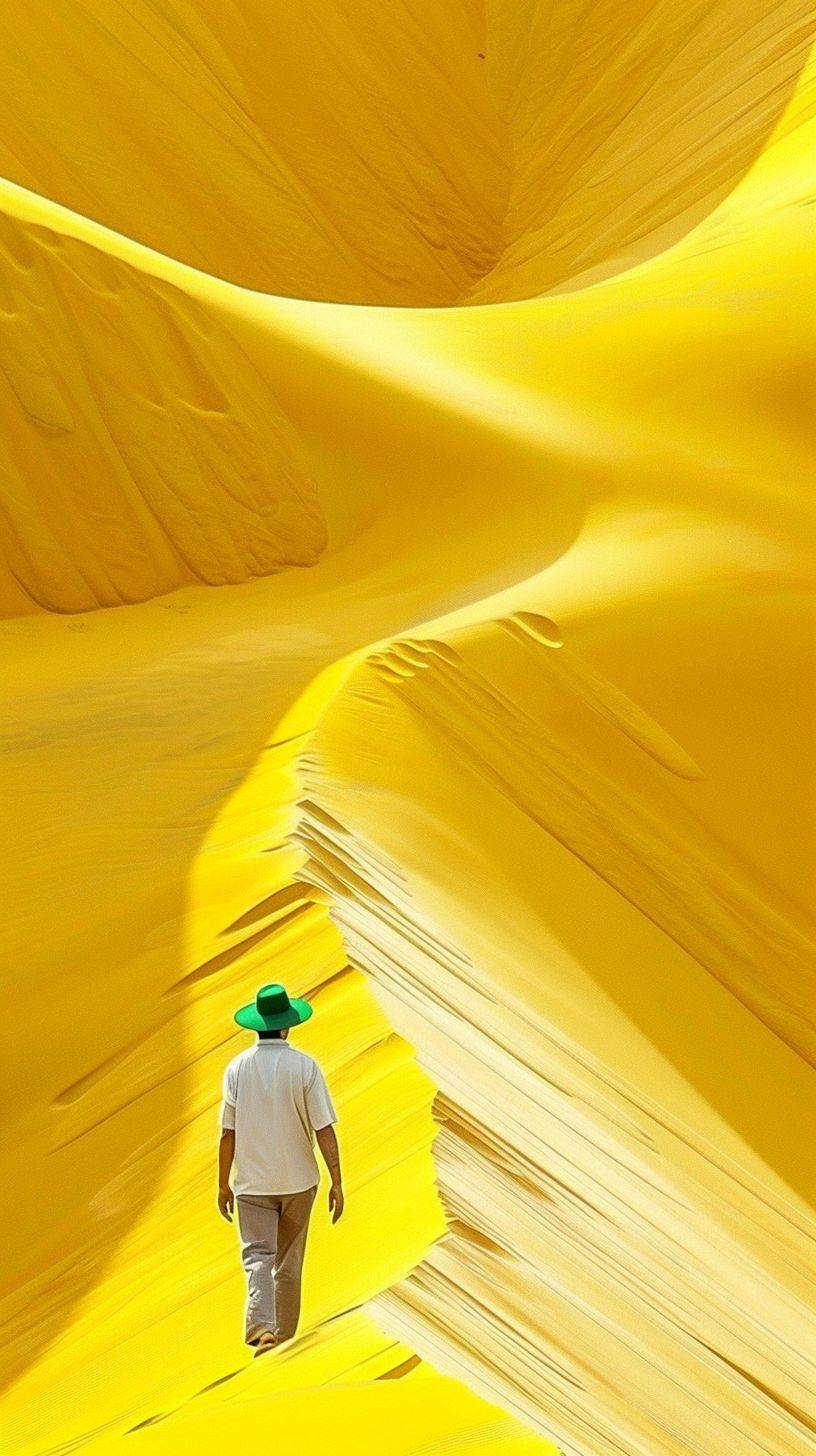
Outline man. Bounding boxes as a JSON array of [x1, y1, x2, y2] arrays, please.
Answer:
[[217, 981, 343, 1357]]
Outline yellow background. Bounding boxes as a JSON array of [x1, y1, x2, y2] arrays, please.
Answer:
[[0, 5, 814, 1454]]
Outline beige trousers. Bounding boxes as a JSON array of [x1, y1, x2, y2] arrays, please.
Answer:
[[236, 1185, 317, 1345]]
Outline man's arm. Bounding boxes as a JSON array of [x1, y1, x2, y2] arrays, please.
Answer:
[[315, 1124, 344, 1222], [218, 1128, 235, 1221]]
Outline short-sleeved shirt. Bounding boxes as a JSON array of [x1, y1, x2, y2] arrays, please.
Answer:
[[219, 1041, 337, 1195]]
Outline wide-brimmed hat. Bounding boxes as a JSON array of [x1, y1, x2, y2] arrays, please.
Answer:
[[234, 982, 313, 1031]]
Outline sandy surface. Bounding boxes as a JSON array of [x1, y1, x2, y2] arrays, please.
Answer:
[[0, 6, 814, 1454]]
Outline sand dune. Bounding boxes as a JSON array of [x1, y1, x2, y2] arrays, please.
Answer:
[[0, 5, 814, 1455], [1, 2, 813, 304]]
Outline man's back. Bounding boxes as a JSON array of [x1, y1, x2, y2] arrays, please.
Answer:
[[220, 1040, 336, 1196]]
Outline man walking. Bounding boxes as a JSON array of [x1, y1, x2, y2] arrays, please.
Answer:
[[217, 982, 343, 1357]]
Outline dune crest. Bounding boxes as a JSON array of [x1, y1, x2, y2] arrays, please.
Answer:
[[0, 1, 813, 303]]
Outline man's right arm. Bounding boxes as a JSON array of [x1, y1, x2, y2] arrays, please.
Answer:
[[218, 1128, 235, 1221], [217, 1060, 237, 1221], [315, 1124, 344, 1222], [307, 1060, 343, 1222]]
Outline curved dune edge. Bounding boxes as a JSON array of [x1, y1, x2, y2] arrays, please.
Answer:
[[297, 594, 814, 1456], [0, 25, 814, 1456], [0, 0, 813, 304]]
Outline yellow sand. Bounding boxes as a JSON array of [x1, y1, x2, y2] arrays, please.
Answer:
[[0, 5, 814, 1455]]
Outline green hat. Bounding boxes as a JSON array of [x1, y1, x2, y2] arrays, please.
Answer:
[[234, 982, 313, 1032]]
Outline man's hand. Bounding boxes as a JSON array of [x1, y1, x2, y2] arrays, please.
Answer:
[[328, 1181, 344, 1223], [218, 1184, 234, 1222]]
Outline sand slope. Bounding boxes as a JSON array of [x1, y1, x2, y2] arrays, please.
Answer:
[[0, 5, 814, 1455]]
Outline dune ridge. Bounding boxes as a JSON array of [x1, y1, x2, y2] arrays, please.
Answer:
[[293, 616, 814, 1455], [1, 1, 813, 305]]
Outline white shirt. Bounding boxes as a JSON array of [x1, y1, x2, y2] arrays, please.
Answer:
[[219, 1041, 337, 1195]]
